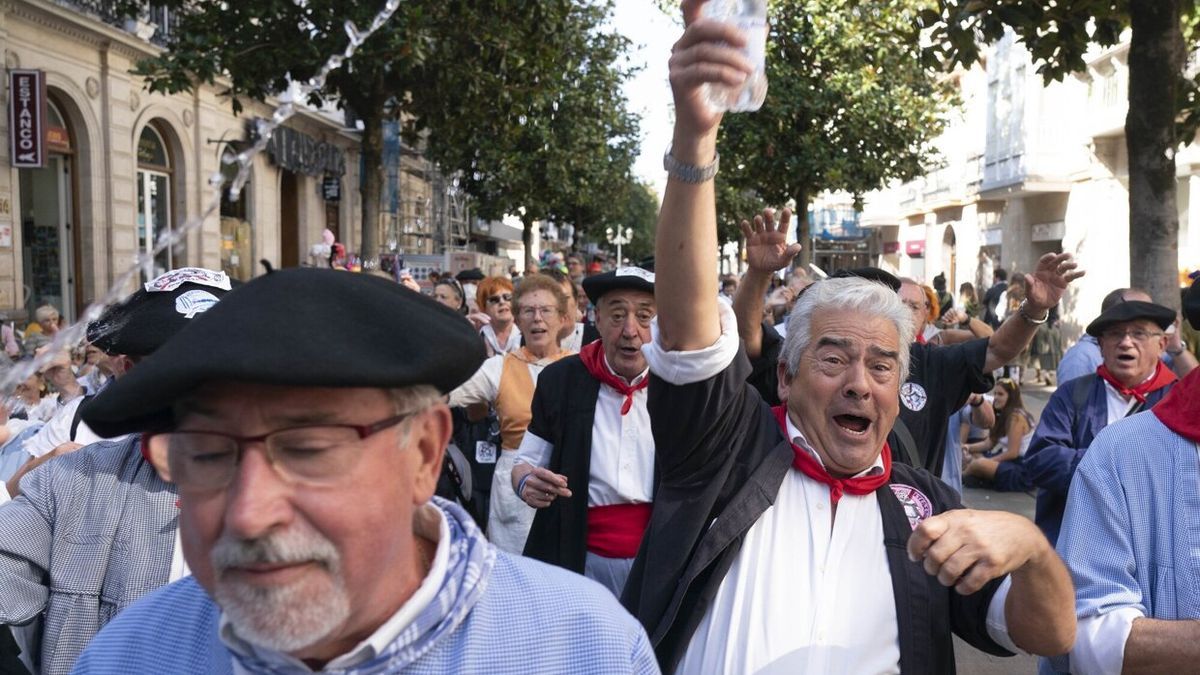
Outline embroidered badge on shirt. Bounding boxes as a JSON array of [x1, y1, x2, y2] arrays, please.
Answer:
[[175, 290, 220, 318], [900, 382, 928, 411], [145, 268, 232, 293], [475, 440, 497, 464], [890, 484, 934, 530]]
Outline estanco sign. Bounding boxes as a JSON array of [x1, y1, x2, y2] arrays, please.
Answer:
[[9, 70, 46, 169]]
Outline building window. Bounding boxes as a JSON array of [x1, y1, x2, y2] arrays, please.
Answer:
[[137, 124, 180, 280], [219, 146, 254, 281]]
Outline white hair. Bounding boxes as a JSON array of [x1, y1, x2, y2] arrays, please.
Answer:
[[781, 277, 915, 382]]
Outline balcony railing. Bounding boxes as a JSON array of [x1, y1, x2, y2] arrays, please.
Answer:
[[54, 0, 177, 47]]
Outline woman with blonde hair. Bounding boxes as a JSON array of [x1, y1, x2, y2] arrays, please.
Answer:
[[450, 274, 575, 551]]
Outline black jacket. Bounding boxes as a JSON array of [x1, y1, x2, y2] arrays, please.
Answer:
[[521, 356, 604, 573], [623, 348, 1010, 673]]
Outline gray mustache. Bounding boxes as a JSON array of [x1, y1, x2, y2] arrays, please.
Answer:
[[211, 530, 339, 573]]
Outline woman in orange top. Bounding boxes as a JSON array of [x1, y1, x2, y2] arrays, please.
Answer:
[[448, 274, 574, 552]]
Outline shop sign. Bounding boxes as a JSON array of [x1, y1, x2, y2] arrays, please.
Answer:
[[256, 122, 346, 177], [9, 70, 46, 169], [883, 241, 900, 255], [905, 240, 926, 257], [982, 228, 1002, 246], [322, 175, 341, 201]]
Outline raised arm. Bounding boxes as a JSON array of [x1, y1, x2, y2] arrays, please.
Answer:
[[656, 0, 752, 351], [731, 209, 802, 358], [984, 253, 1084, 372]]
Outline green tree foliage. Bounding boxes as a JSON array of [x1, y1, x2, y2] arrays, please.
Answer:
[[118, 0, 638, 267], [619, 180, 660, 263], [658, 0, 950, 265], [922, 0, 1199, 308]]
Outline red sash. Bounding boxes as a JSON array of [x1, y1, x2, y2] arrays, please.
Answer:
[[1153, 368, 1199, 442], [586, 503, 653, 559]]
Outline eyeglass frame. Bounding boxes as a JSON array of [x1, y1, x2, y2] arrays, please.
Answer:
[[1099, 328, 1166, 343], [142, 410, 421, 491], [517, 304, 562, 320]]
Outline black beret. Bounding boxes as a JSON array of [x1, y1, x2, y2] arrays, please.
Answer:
[[82, 268, 486, 438], [1184, 276, 1200, 329], [830, 267, 902, 293], [87, 268, 234, 356], [1086, 300, 1176, 337], [582, 266, 655, 305], [455, 268, 485, 282]]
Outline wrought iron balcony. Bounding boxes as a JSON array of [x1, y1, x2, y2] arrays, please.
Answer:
[[52, 0, 177, 47]]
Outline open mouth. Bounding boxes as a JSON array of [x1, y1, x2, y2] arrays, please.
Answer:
[[527, 327, 548, 337], [834, 414, 871, 435], [618, 345, 640, 357]]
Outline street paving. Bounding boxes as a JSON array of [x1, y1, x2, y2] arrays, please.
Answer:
[[954, 381, 1051, 674]]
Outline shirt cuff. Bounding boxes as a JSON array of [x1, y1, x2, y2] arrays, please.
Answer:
[[1070, 607, 1143, 675], [0, 480, 10, 506], [642, 299, 740, 386], [985, 577, 1027, 655], [514, 431, 553, 468]]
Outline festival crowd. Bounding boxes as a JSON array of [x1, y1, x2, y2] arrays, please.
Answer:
[[2, 2, 1200, 673]]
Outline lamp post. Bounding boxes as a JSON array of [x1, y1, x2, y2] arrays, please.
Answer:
[[605, 226, 633, 267]]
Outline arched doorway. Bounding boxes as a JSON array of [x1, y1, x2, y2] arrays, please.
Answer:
[[942, 225, 957, 291], [136, 122, 184, 280], [19, 95, 80, 321]]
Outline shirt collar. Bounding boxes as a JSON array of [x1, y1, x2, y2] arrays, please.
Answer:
[[601, 348, 648, 387], [219, 502, 451, 671], [784, 410, 885, 478]]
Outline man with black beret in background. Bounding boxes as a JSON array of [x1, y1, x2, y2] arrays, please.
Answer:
[[71, 268, 656, 674], [513, 266, 657, 597], [1019, 298, 1180, 545], [0, 268, 233, 675]]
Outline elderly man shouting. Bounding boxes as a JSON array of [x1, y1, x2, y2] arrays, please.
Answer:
[[621, 2, 1078, 672], [70, 269, 657, 674]]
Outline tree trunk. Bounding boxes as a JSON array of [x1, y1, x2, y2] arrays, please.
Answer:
[[521, 213, 535, 271], [359, 110, 385, 263], [1127, 0, 1184, 310], [793, 187, 811, 270]]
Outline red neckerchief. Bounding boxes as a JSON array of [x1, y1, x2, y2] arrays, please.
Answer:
[[916, 331, 927, 345], [1096, 361, 1177, 405], [580, 341, 647, 415], [1153, 368, 1199, 442], [771, 405, 891, 505]]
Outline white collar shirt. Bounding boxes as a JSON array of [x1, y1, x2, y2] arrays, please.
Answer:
[[1102, 369, 1158, 425], [516, 353, 654, 506], [677, 412, 900, 675]]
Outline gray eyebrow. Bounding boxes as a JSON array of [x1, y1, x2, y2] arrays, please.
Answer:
[[816, 336, 852, 349]]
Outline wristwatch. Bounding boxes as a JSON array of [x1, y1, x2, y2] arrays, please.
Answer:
[[1017, 299, 1049, 325], [664, 145, 719, 184]]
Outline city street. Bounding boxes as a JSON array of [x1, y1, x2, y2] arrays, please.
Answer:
[[954, 382, 1051, 674]]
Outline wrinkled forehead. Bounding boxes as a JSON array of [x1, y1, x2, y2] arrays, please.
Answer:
[[1104, 318, 1161, 335], [599, 289, 656, 311], [808, 309, 902, 356]]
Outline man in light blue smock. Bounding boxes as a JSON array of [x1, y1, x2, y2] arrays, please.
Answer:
[[1048, 277, 1200, 674], [70, 269, 658, 675]]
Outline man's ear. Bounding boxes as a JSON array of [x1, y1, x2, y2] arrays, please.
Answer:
[[776, 361, 791, 404], [410, 405, 452, 505], [141, 433, 173, 482]]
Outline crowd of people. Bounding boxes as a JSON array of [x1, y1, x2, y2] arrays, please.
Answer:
[[1, 2, 1200, 673]]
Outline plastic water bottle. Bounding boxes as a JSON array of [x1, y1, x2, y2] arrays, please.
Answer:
[[701, 0, 768, 113]]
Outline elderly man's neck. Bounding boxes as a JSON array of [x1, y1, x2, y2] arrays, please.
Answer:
[[293, 533, 437, 669]]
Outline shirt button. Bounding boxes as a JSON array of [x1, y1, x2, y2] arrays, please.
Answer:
[[816, 501, 825, 511]]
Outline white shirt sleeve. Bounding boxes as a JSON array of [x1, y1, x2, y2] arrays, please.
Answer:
[[22, 399, 81, 459], [446, 356, 503, 408], [984, 577, 1028, 656], [514, 431, 554, 468], [0, 481, 10, 506], [642, 298, 741, 386], [1070, 607, 1143, 675]]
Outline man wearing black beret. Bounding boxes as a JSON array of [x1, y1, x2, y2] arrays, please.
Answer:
[[513, 266, 657, 597], [71, 268, 657, 674], [0, 268, 234, 675], [1019, 299, 1180, 544]]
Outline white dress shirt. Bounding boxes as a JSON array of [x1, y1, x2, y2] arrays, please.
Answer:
[[645, 300, 1020, 674], [223, 503, 450, 673], [516, 355, 654, 506]]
